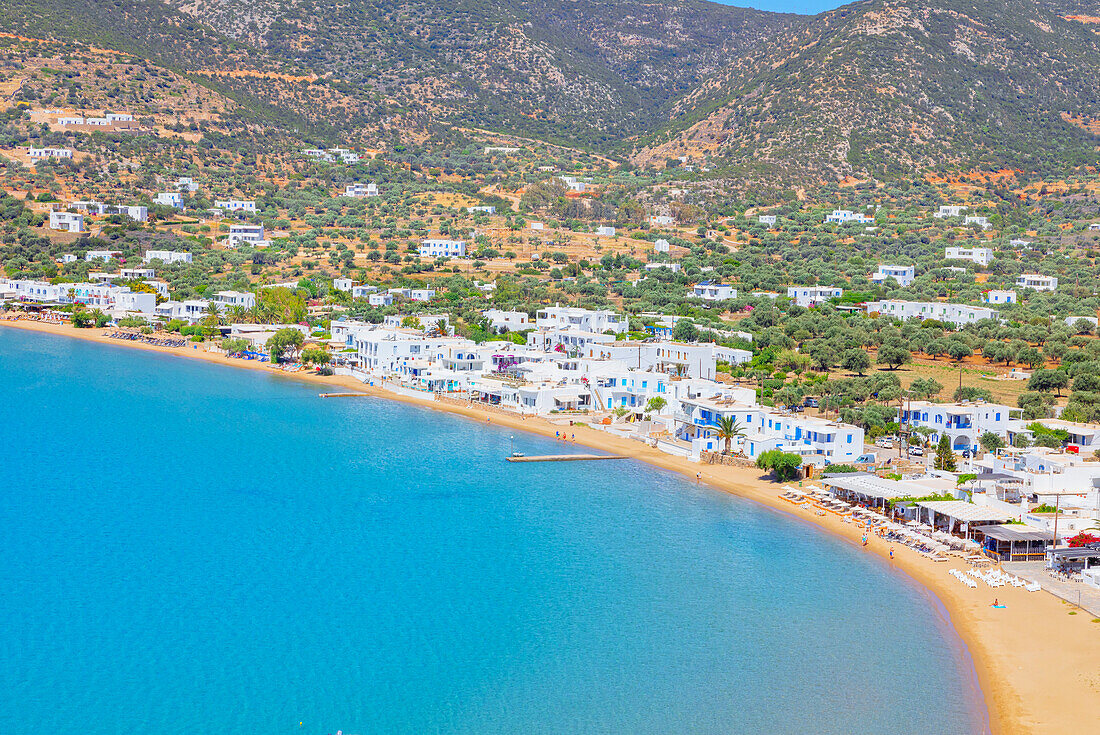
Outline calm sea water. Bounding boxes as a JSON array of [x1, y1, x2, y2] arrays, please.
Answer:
[[0, 329, 984, 734]]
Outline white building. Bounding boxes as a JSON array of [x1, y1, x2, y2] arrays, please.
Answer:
[[935, 205, 968, 218], [85, 250, 120, 262], [867, 300, 998, 324], [408, 289, 436, 302], [983, 290, 1016, 305], [484, 309, 530, 333], [644, 262, 681, 273], [691, 281, 737, 301], [344, 182, 379, 198], [787, 285, 842, 307], [535, 306, 627, 335], [654, 239, 670, 252], [368, 292, 393, 307], [945, 247, 993, 267], [212, 291, 256, 309], [108, 205, 148, 222], [467, 206, 495, 215], [227, 224, 266, 248], [120, 267, 155, 279], [649, 215, 674, 226], [1065, 316, 1099, 329], [871, 264, 916, 287], [27, 147, 73, 160], [214, 200, 257, 213], [144, 250, 192, 265], [675, 394, 865, 465], [826, 209, 873, 224], [759, 215, 778, 226], [176, 177, 200, 193], [153, 192, 184, 208], [901, 401, 1016, 452], [351, 284, 378, 299], [49, 211, 83, 233], [333, 278, 356, 292], [1016, 274, 1058, 291], [595, 225, 616, 237], [419, 239, 466, 258], [105, 112, 133, 123], [964, 215, 991, 229]]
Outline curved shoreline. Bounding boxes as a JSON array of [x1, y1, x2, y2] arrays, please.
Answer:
[[4, 319, 1099, 733]]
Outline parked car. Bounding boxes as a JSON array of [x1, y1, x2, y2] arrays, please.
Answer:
[[804, 397, 819, 408], [856, 453, 877, 464], [908, 446, 924, 456]]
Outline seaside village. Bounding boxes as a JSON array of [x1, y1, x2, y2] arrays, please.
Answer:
[[1, 129, 1099, 616], [4, 262, 1100, 607]]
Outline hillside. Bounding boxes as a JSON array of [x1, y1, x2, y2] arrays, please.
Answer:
[[3, 0, 1100, 182], [632, 0, 1100, 181]]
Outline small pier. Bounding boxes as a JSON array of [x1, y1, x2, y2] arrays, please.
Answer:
[[319, 392, 370, 398], [506, 454, 627, 463]]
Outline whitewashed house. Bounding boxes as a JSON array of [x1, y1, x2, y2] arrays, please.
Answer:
[[212, 291, 256, 310], [368, 292, 393, 307], [215, 200, 257, 213], [85, 250, 120, 262], [144, 250, 192, 265], [867, 300, 997, 324], [343, 182, 379, 198], [227, 224, 266, 248], [27, 147, 72, 160], [945, 247, 993, 267], [826, 209, 873, 224], [649, 215, 674, 226], [935, 205, 968, 218], [964, 215, 991, 229], [153, 192, 184, 208], [419, 239, 466, 258], [49, 211, 83, 232], [901, 401, 1016, 452], [351, 284, 378, 299], [871, 264, 916, 287], [758, 215, 777, 226], [645, 262, 681, 273], [484, 309, 530, 333], [787, 285, 842, 307], [535, 306, 627, 335], [1016, 274, 1057, 291], [691, 281, 737, 301], [654, 239, 670, 252], [983, 290, 1016, 305], [595, 225, 616, 237]]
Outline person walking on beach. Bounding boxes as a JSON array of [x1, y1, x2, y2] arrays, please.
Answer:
[[889, 547, 894, 560], [696, 472, 701, 482], [862, 534, 868, 547]]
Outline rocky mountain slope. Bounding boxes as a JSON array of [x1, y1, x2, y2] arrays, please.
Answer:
[[632, 0, 1100, 180], [3, 0, 1100, 182]]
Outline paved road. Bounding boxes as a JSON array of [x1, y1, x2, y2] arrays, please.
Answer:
[[1003, 561, 1100, 617]]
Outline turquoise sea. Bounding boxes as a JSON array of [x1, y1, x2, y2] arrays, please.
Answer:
[[0, 328, 985, 734]]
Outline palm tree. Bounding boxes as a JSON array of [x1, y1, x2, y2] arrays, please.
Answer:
[[227, 305, 247, 323], [716, 416, 745, 455]]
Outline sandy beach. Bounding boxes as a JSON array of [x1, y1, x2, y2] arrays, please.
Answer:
[[4, 318, 1099, 733]]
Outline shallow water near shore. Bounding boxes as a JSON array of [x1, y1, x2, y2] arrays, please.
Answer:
[[0, 329, 984, 734]]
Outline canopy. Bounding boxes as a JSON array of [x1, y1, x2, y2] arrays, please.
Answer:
[[915, 500, 1015, 524], [978, 525, 1054, 542], [822, 474, 906, 500]]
